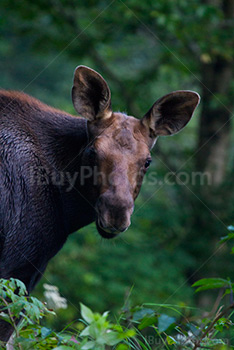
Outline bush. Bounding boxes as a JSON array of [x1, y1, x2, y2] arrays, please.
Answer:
[[1, 226, 234, 349]]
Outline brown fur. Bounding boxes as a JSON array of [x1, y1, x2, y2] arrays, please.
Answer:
[[0, 65, 200, 342]]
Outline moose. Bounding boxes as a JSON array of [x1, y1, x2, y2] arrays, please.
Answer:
[[0, 65, 200, 341]]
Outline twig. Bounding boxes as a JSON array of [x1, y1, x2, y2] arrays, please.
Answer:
[[208, 288, 224, 318], [192, 302, 234, 350], [0, 296, 23, 350]]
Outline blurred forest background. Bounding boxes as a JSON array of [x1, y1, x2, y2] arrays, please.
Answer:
[[0, 0, 234, 331]]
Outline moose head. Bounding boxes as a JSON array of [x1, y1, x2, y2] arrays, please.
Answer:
[[72, 66, 200, 239]]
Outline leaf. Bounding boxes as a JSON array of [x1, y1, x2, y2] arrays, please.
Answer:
[[116, 345, 129, 350], [103, 331, 121, 346], [14, 279, 27, 295], [80, 303, 94, 324], [192, 278, 228, 287], [27, 303, 41, 320], [167, 335, 177, 345], [41, 326, 52, 338], [133, 308, 155, 321], [102, 311, 109, 318], [223, 287, 234, 296], [80, 325, 90, 337], [9, 278, 26, 296], [158, 314, 176, 333], [0, 313, 11, 324], [192, 278, 230, 292], [136, 339, 151, 350], [138, 316, 158, 330], [220, 232, 234, 243], [88, 323, 100, 339], [81, 341, 96, 349], [30, 296, 44, 308], [112, 324, 123, 332], [122, 329, 135, 338]]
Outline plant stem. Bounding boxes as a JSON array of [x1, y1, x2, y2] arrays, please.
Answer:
[[0, 296, 22, 350], [192, 302, 234, 350]]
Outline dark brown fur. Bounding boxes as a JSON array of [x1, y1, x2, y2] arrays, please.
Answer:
[[0, 66, 200, 342]]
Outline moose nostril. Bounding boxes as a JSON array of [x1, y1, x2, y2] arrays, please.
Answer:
[[96, 193, 133, 233]]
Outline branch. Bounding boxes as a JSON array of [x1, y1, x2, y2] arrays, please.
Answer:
[[192, 302, 234, 350]]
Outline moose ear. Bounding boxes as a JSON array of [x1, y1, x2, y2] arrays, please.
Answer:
[[72, 66, 112, 121], [142, 91, 200, 139]]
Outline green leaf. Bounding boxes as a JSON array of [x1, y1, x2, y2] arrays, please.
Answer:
[[122, 329, 135, 338], [116, 345, 129, 350], [80, 325, 90, 337], [80, 303, 95, 324], [88, 323, 100, 339], [192, 278, 228, 287], [0, 312, 12, 324], [220, 232, 234, 243], [158, 314, 176, 333], [103, 331, 121, 346], [192, 278, 230, 292], [138, 316, 158, 330], [133, 308, 155, 321], [102, 311, 109, 318], [14, 279, 27, 295], [25, 303, 41, 320], [41, 326, 52, 338], [81, 341, 96, 349], [167, 335, 177, 345]]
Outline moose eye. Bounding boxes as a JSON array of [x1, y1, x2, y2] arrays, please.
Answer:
[[144, 158, 152, 169]]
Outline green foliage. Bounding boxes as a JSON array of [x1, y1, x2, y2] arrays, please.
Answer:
[[0, 278, 55, 330], [79, 303, 135, 349], [1, 244, 234, 349], [0, 280, 135, 350], [193, 278, 233, 293], [0, 0, 234, 348]]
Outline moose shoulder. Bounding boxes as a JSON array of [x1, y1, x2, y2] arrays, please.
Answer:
[[0, 65, 200, 341]]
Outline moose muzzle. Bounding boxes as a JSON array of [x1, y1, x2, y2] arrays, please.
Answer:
[[96, 192, 134, 238]]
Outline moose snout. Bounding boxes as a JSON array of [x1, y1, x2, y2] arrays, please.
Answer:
[[96, 193, 134, 236]]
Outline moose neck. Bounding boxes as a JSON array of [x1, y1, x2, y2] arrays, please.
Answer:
[[38, 111, 97, 235]]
